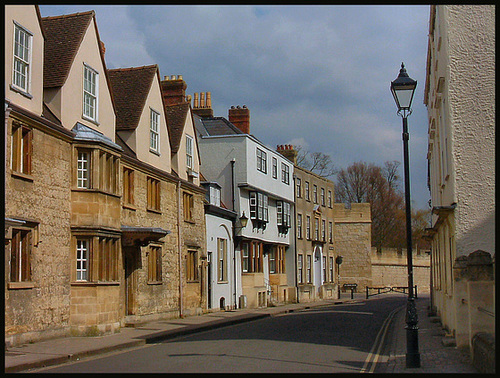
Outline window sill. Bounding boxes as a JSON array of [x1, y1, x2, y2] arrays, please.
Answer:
[[147, 208, 162, 215], [184, 219, 195, 224], [149, 149, 161, 156], [82, 115, 100, 126], [123, 204, 137, 211], [11, 171, 34, 182], [72, 188, 120, 198], [71, 281, 120, 286], [217, 280, 229, 284], [147, 281, 163, 285], [187, 280, 200, 283], [8, 282, 34, 290], [10, 84, 33, 99]]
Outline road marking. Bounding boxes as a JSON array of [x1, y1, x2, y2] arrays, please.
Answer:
[[360, 304, 405, 373]]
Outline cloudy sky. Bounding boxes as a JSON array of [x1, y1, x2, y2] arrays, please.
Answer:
[[40, 5, 431, 210]]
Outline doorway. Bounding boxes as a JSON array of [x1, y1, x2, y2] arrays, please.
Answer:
[[124, 246, 139, 316]]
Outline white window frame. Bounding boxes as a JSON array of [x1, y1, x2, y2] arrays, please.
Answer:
[[297, 214, 302, 238], [12, 22, 32, 94], [297, 254, 303, 284], [186, 135, 193, 169], [77, 151, 90, 189], [150, 108, 160, 153], [76, 239, 88, 281], [83, 64, 99, 122], [217, 238, 227, 282]]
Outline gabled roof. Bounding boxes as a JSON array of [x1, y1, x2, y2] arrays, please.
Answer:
[[164, 102, 190, 154], [108, 65, 159, 131], [41, 11, 95, 88]]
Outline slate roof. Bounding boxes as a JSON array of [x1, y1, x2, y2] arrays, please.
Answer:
[[164, 102, 190, 154], [72, 122, 122, 151], [198, 117, 244, 136], [108, 65, 159, 131], [41, 11, 95, 88]]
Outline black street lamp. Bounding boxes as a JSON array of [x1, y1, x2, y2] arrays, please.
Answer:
[[391, 63, 420, 368]]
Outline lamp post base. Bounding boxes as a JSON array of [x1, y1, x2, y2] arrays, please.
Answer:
[[405, 297, 421, 368]]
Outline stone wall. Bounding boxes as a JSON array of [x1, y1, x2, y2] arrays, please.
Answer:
[[333, 203, 372, 290], [5, 116, 73, 346], [370, 247, 431, 293]]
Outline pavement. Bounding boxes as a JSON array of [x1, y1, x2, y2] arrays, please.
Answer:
[[4, 293, 479, 373]]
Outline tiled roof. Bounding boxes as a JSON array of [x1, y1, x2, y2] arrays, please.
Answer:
[[72, 122, 122, 151], [108, 65, 158, 131], [164, 102, 190, 154], [199, 117, 244, 136], [41, 11, 95, 88]]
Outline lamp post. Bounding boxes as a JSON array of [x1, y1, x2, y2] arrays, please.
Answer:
[[391, 62, 420, 368]]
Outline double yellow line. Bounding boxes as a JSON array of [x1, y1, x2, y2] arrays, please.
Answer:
[[360, 304, 405, 373]]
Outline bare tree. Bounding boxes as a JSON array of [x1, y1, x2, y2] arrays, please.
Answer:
[[295, 145, 338, 179]]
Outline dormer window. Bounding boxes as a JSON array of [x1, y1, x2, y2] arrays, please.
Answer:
[[83, 64, 98, 122], [186, 135, 193, 169], [12, 23, 32, 94], [209, 186, 221, 207], [150, 108, 160, 154]]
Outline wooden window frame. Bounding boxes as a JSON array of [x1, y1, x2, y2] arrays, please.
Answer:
[[9, 228, 33, 284], [123, 167, 135, 207], [77, 149, 91, 189], [297, 213, 302, 239], [11, 122, 33, 177], [329, 256, 334, 283], [183, 191, 194, 222], [306, 254, 312, 283], [187, 250, 199, 282], [147, 176, 161, 212], [296, 177, 302, 198], [306, 216, 311, 240], [148, 245, 162, 283], [281, 163, 290, 184], [305, 181, 310, 201], [272, 157, 278, 179], [321, 187, 325, 206], [241, 243, 249, 273]]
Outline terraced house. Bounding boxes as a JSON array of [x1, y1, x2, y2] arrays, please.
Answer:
[[5, 5, 205, 347]]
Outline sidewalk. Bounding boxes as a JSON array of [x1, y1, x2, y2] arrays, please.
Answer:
[[4, 293, 478, 373], [382, 293, 479, 373]]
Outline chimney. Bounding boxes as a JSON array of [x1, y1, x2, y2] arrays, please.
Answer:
[[277, 144, 298, 165], [160, 75, 187, 106], [192, 91, 214, 118], [100, 41, 106, 57], [228, 105, 250, 134]]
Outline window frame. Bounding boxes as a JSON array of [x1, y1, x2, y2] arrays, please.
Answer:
[[12, 22, 32, 94], [123, 167, 135, 207], [147, 176, 161, 212], [186, 135, 193, 170], [305, 181, 310, 201], [297, 213, 302, 239], [217, 238, 227, 282], [306, 215, 311, 240], [150, 108, 160, 154], [297, 254, 303, 284], [77, 149, 91, 189], [11, 122, 33, 177], [281, 163, 290, 184], [256, 148, 267, 174], [82, 63, 99, 123], [272, 157, 278, 179], [183, 191, 194, 221], [186, 250, 199, 282], [148, 245, 162, 283], [9, 228, 33, 284], [296, 177, 302, 198]]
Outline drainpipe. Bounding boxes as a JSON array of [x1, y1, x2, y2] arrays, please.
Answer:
[[230, 159, 237, 309], [177, 180, 184, 317], [292, 174, 299, 303]]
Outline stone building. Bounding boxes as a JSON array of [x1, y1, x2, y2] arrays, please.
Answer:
[[424, 4, 495, 351], [5, 5, 207, 346], [289, 162, 337, 302]]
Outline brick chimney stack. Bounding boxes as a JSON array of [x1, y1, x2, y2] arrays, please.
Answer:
[[277, 144, 298, 165], [192, 91, 214, 118], [160, 75, 187, 106], [228, 105, 250, 134]]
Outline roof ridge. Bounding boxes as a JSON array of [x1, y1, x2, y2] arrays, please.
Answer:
[[42, 10, 95, 20], [108, 65, 158, 73]]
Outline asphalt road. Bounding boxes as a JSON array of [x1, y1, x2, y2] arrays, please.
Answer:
[[35, 295, 407, 373]]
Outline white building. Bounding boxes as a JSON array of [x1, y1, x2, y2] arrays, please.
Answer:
[[194, 105, 296, 308], [424, 5, 495, 352]]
